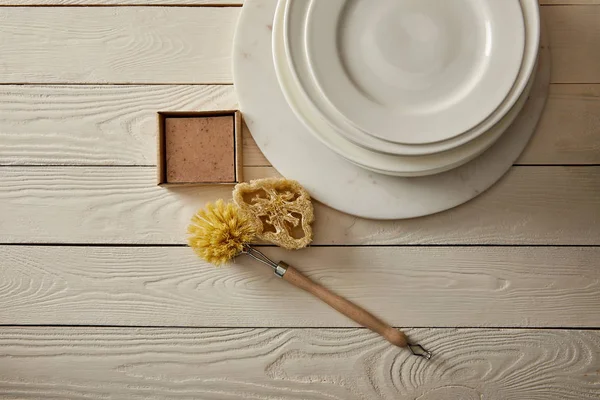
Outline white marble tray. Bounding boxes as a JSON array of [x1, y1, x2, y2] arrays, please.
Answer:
[[233, 0, 550, 219]]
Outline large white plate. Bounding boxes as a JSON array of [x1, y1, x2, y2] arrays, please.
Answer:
[[285, 0, 539, 156], [233, 0, 550, 219], [304, 0, 525, 145], [277, 0, 537, 177]]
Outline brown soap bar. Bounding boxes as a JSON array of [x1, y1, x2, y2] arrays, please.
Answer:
[[165, 116, 235, 183]]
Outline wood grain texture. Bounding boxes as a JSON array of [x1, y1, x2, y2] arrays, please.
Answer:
[[0, 84, 598, 166], [543, 6, 600, 83], [0, 327, 598, 400], [2, 246, 599, 327], [0, 2, 597, 397], [33, 0, 580, 6], [0, 7, 599, 83], [0, 0, 239, 3], [0, 1, 595, 4], [519, 84, 600, 164], [0, 166, 598, 245], [0, 7, 239, 84], [542, 0, 600, 4], [0, 85, 270, 167]]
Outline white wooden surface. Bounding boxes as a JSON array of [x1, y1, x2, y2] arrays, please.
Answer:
[[0, 7, 239, 84], [0, 6, 598, 84], [0, 0, 597, 6], [1, 166, 599, 245], [2, 246, 599, 327], [0, 2, 599, 399], [0, 327, 598, 400], [1, 84, 600, 166]]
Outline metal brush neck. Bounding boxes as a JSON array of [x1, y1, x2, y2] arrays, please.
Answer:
[[242, 245, 277, 267], [241, 245, 288, 278]]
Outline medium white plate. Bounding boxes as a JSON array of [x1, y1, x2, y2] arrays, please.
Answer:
[[277, 0, 537, 176], [304, 0, 525, 145], [284, 0, 539, 157], [233, 0, 549, 219]]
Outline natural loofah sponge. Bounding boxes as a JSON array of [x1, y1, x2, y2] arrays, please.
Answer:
[[233, 178, 314, 250]]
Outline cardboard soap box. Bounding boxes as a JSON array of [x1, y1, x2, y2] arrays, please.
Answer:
[[157, 110, 243, 187]]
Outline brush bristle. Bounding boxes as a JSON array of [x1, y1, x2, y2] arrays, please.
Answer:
[[188, 200, 256, 266]]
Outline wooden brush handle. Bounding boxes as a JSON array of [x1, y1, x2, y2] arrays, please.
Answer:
[[277, 262, 408, 348]]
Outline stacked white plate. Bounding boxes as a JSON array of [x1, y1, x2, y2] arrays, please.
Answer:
[[233, 0, 550, 219], [274, 0, 539, 177]]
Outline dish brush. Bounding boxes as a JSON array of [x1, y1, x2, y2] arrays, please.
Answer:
[[188, 199, 431, 359]]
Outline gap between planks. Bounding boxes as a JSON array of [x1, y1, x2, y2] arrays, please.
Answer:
[[2, 242, 600, 247]]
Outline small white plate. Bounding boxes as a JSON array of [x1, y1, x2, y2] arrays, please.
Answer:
[[233, 0, 549, 219], [277, 0, 538, 176], [304, 0, 525, 145]]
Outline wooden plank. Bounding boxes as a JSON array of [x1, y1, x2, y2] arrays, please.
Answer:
[[0, 7, 599, 84], [0, 0, 240, 3], [0, 84, 598, 166], [520, 84, 600, 164], [0, 1, 597, 7], [542, 0, 600, 4], [0, 166, 598, 245], [0, 84, 269, 167], [543, 6, 600, 83], [0, 7, 239, 84], [2, 246, 599, 327], [0, 327, 598, 400]]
